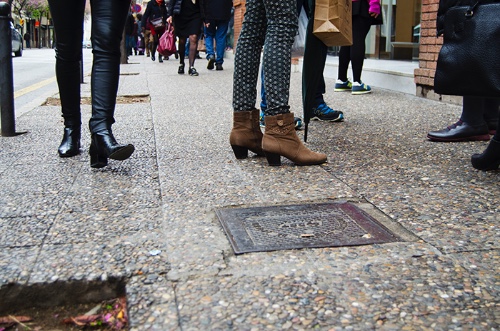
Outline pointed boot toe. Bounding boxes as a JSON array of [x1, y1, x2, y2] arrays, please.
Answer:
[[262, 113, 327, 166], [89, 131, 135, 168]]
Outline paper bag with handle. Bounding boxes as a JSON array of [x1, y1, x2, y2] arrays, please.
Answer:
[[313, 0, 353, 46]]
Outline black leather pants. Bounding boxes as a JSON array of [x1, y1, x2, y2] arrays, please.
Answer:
[[48, 0, 130, 133]]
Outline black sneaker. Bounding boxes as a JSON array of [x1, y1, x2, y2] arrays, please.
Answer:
[[207, 55, 215, 70], [178, 63, 185, 74], [216, 63, 223, 71], [311, 102, 344, 122], [151, 53, 155, 61], [189, 67, 199, 76]]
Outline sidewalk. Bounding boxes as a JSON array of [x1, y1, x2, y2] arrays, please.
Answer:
[[0, 53, 498, 330]]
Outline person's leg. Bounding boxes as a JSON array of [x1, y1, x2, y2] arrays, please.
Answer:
[[427, 96, 490, 142], [232, 0, 267, 112], [350, 16, 372, 83], [204, 24, 216, 69], [177, 35, 186, 74], [145, 29, 151, 56], [214, 20, 229, 67], [151, 32, 159, 61], [471, 113, 500, 171], [482, 98, 500, 134], [349, 15, 372, 94], [261, 0, 296, 116], [88, 0, 134, 168], [47, 0, 85, 157], [337, 46, 350, 82], [188, 34, 199, 75], [230, 0, 267, 158], [260, 0, 326, 165]]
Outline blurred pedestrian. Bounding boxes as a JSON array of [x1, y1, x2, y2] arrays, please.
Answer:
[[142, 0, 168, 62], [230, 0, 327, 166], [48, 0, 134, 168], [203, 0, 232, 71], [167, 0, 205, 76], [24, 32, 30, 48], [125, 12, 138, 56], [335, 0, 381, 95]]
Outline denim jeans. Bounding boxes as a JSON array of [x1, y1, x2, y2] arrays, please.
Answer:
[[204, 19, 229, 64], [233, 0, 297, 116]]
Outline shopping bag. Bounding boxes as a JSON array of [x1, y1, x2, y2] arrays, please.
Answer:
[[313, 0, 352, 46], [157, 24, 177, 57], [197, 34, 206, 52]]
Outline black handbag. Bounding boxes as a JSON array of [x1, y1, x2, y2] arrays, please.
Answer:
[[434, 0, 500, 97]]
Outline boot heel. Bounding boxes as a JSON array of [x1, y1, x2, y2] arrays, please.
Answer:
[[89, 143, 108, 168], [231, 145, 249, 159], [265, 152, 281, 166]]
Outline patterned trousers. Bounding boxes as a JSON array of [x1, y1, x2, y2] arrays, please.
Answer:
[[232, 0, 298, 116]]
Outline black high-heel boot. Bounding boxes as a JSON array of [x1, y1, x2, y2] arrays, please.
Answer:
[[58, 127, 81, 157], [471, 139, 500, 171], [89, 131, 135, 168]]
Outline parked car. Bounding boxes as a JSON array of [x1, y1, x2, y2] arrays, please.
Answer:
[[11, 22, 22, 57]]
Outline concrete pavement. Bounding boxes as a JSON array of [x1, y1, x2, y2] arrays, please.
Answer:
[[0, 52, 498, 330]]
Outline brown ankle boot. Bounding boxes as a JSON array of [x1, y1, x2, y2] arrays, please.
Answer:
[[262, 113, 327, 166], [229, 109, 265, 159]]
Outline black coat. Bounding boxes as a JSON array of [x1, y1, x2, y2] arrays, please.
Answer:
[[142, 0, 168, 28], [167, 0, 206, 19], [204, 0, 232, 21]]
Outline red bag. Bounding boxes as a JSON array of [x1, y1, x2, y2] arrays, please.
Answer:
[[157, 24, 176, 57]]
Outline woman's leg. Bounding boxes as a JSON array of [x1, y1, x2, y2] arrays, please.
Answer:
[[48, 0, 86, 157], [337, 46, 350, 82], [178, 36, 186, 64], [261, 0, 297, 116], [88, 0, 134, 168], [48, 0, 86, 129], [350, 15, 372, 83], [188, 34, 198, 67], [88, 0, 130, 134], [232, 0, 267, 112]]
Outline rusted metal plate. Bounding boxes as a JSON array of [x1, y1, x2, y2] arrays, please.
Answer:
[[216, 202, 400, 254]]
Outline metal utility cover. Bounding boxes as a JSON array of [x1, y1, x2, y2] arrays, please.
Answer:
[[216, 202, 400, 254]]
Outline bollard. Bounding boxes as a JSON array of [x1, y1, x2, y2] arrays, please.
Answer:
[[0, 2, 16, 137]]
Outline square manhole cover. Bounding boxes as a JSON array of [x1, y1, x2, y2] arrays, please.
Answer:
[[216, 202, 400, 254]]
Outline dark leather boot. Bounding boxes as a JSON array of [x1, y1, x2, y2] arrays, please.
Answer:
[[471, 138, 500, 171], [229, 109, 265, 159], [58, 127, 81, 157], [89, 131, 135, 168]]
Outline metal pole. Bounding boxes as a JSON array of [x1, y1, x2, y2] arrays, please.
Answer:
[[0, 2, 16, 137]]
